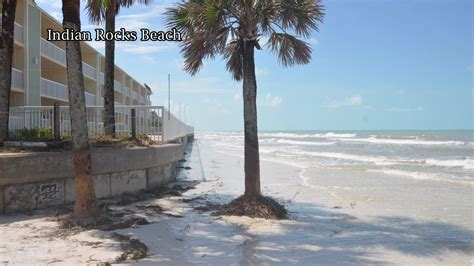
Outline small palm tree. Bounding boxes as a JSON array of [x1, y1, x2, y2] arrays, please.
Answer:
[[86, 0, 151, 137], [166, 0, 324, 218], [62, 0, 98, 219], [0, 0, 18, 141]]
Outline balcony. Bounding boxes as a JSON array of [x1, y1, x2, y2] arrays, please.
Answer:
[[82, 62, 96, 80], [85, 92, 96, 106], [131, 90, 138, 100], [124, 86, 130, 96], [41, 38, 66, 65], [114, 80, 122, 92], [14, 23, 23, 43], [0, 16, 23, 43], [40, 78, 68, 101], [11, 68, 23, 90]]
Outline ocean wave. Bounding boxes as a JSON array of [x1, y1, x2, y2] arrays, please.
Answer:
[[276, 139, 336, 146], [374, 169, 474, 186], [295, 151, 394, 165], [424, 158, 474, 170], [260, 132, 357, 139], [335, 137, 465, 146]]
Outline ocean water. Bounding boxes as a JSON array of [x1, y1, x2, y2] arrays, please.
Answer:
[[197, 130, 474, 186]]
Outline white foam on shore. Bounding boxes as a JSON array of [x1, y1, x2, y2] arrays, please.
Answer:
[[294, 150, 394, 166], [371, 169, 474, 186], [260, 132, 357, 139], [276, 139, 336, 146], [424, 158, 474, 170], [335, 137, 465, 146]]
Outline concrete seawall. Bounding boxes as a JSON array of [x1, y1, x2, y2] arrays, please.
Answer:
[[0, 135, 193, 213]]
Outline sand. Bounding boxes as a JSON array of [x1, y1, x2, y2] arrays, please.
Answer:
[[0, 137, 472, 265]]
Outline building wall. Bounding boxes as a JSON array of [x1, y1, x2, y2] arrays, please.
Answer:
[[6, 0, 153, 108]]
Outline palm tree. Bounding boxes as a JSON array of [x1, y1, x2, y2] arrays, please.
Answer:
[[0, 0, 18, 141], [86, 0, 151, 137], [62, 0, 98, 219], [166, 0, 324, 218]]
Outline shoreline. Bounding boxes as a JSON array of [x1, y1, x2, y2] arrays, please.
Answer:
[[0, 138, 472, 264]]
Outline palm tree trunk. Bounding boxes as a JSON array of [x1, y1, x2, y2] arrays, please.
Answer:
[[103, 2, 116, 137], [242, 41, 261, 197], [62, 0, 97, 218], [0, 0, 17, 141]]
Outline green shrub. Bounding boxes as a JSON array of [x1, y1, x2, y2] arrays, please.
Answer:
[[10, 127, 53, 141]]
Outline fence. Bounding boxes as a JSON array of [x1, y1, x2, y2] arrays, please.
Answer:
[[8, 105, 193, 142]]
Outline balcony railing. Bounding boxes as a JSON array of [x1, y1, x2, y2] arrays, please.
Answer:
[[40, 78, 68, 101], [85, 92, 96, 106], [124, 86, 130, 96], [41, 38, 66, 65], [114, 80, 122, 92], [11, 68, 23, 90], [83, 62, 96, 80], [14, 23, 23, 43], [0, 16, 23, 43], [131, 90, 138, 100]]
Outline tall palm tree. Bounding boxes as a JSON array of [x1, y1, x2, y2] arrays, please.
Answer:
[[166, 0, 324, 217], [0, 0, 18, 141], [62, 0, 98, 219], [86, 0, 151, 137]]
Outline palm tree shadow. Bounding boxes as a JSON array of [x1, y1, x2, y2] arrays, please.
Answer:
[[144, 193, 474, 265]]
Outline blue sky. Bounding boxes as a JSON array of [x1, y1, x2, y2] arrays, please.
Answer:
[[37, 0, 473, 131]]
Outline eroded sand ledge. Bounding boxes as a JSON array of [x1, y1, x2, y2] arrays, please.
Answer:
[[0, 138, 472, 265]]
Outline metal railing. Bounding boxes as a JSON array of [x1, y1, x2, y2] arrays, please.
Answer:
[[12, 68, 23, 89], [131, 90, 138, 101], [0, 16, 23, 43], [85, 92, 96, 106], [8, 106, 194, 142], [83, 62, 96, 79], [41, 38, 67, 65], [114, 80, 122, 92], [40, 78, 68, 101]]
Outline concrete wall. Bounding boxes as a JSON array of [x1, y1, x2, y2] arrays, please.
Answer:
[[0, 135, 192, 213]]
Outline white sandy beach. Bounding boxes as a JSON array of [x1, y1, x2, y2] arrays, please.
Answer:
[[0, 136, 473, 265]]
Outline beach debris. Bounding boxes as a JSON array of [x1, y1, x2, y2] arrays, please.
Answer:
[[332, 206, 342, 209], [113, 233, 148, 261], [215, 195, 288, 220]]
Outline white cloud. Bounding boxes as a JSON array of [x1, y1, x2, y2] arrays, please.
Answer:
[[233, 93, 241, 103], [36, 0, 62, 9], [233, 92, 282, 107], [255, 67, 269, 77], [118, 42, 175, 54], [142, 55, 157, 64], [202, 98, 229, 113], [385, 106, 424, 112], [258, 93, 283, 107], [308, 37, 319, 45], [324, 95, 363, 108], [49, 11, 63, 22]]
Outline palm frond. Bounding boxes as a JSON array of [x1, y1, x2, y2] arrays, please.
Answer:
[[224, 40, 244, 80], [268, 32, 311, 66]]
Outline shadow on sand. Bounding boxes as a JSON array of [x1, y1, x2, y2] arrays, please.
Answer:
[[1, 140, 473, 265]]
